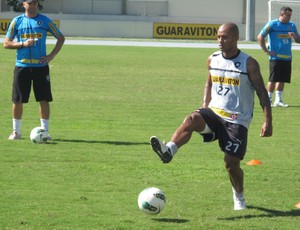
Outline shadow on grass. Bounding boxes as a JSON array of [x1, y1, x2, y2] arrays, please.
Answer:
[[277, 105, 300, 108], [218, 205, 300, 220], [52, 139, 149, 146], [152, 218, 190, 223]]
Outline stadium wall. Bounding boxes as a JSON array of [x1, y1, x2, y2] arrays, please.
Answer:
[[0, 0, 299, 40]]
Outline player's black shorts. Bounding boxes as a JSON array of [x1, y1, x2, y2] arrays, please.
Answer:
[[12, 66, 53, 103], [196, 108, 248, 160], [269, 60, 291, 83]]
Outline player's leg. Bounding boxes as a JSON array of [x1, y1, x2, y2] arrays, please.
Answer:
[[33, 66, 52, 139], [224, 153, 246, 210], [267, 60, 277, 104], [150, 111, 207, 163], [273, 82, 288, 107], [267, 81, 275, 102], [12, 102, 23, 119], [275, 82, 284, 91], [39, 100, 50, 124], [273, 61, 290, 107], [9, 67, 31, 140], [221, 123, 247, 210], [171, 112, 207, 148], [9, 102, 23, 140], [39, 100, 50, 120], [224, 153, 244, 193], [39, 101, 51, 140]]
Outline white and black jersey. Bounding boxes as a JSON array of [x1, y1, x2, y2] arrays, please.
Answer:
[[208, 50, 255, 129]]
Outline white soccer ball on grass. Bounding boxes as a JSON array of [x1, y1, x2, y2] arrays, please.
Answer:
[[138, 187, 166, 215], [30, 127, 48, 143]]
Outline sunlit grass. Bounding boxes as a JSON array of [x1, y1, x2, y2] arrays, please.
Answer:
[[0, 43, 299, 229]]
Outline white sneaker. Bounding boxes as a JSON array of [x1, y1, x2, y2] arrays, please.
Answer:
[[233, 196, 246, 210], [233, 192, 246, 210], [273, 101, 288, 108], [150, 136, 173, 163], [8, 131, 22, 140]]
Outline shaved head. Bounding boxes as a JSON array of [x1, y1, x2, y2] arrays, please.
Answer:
[[218, 23, 239, 38], [216, 22, 239, 58]]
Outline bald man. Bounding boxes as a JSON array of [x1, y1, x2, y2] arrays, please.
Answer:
[[150, 23, 272, 210]]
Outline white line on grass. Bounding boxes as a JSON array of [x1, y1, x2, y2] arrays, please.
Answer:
[[1, 38, 300, 50]]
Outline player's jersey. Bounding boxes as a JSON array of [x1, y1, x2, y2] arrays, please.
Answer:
[[208, 50, 254, 128], [259, 19, 299, 61], [6, 14, 62, 67]]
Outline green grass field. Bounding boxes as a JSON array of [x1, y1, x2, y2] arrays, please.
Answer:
[[0, 42, 299, 230]]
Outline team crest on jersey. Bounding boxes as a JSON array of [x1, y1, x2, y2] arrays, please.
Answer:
[[234, 62, 241, 68], [37, 21, 43, 26], [230, 114, 238, 120]]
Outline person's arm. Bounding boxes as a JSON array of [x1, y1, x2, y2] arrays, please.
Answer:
[[257, 34, 276, 56], [202, 55, 212, 108], [4, 37, 40, 49], [3, 37, 23, 49], [257, 34, 269, 54], [247, 57, 272, 137], [288, 32, 300, 43], [40, 34, 65, 64]]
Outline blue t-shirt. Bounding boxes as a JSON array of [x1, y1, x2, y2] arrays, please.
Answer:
[[259, 19, 299, 61], [6, 14, 62, 67]]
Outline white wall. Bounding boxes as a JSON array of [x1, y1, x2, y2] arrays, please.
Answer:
[[126, 0, 168, 16], [60, 19, 152, 38], [168, 0, 245, 23], [1, 0, 297, 40], [47, 0, 269, 40]]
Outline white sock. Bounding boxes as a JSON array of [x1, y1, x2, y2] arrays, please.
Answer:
[[40, 119, 49, 132], [166, 141, 178, 155], [275, 91, 283, 103], [268, 92, 273, 102], [13, 118, 21, 134], [232, 187, 244, 198]]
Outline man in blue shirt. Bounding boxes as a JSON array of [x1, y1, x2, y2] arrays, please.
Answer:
[[4, 0, 65, 140], [258, 6, 300, 107]]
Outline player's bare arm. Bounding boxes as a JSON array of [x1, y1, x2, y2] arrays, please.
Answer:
[[4, 38, 24, 49], [4, 37, 39, 49], [257, 34, 276, 56], [247, 57, 273, 137], [202, 55, 212, 108], [288, 32, 300, 43], [40, 34, 65, 64]]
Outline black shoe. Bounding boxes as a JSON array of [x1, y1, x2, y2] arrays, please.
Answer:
[[150, 136, 173, 163]]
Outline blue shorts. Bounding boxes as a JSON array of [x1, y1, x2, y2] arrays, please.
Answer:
[[196, 108, 248, 160]]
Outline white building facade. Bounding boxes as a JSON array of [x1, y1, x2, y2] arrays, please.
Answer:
[[0, 0, 299, 40]]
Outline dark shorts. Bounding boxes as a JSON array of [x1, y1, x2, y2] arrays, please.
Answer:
[[196, 108, 248, 160], [12, 66, 53, 103], [269, 60, 291, 83]]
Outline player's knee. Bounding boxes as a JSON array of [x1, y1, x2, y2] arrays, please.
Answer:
[[183, 113, 198, 125], [224, 157, 240, 172], [182, 113, 203, 131], [225, 161, 233, 172]]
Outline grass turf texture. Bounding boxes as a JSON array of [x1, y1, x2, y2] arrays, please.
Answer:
[[0, 43, 299, 229]]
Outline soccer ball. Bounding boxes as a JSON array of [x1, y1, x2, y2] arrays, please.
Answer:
[[30, 127, 48, 143], [138, 187, 166, 215]]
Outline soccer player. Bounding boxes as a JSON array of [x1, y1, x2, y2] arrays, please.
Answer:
[[258, 6, 300, 107], [4, 0, 65, 140], [150, 23, 272, 210]]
